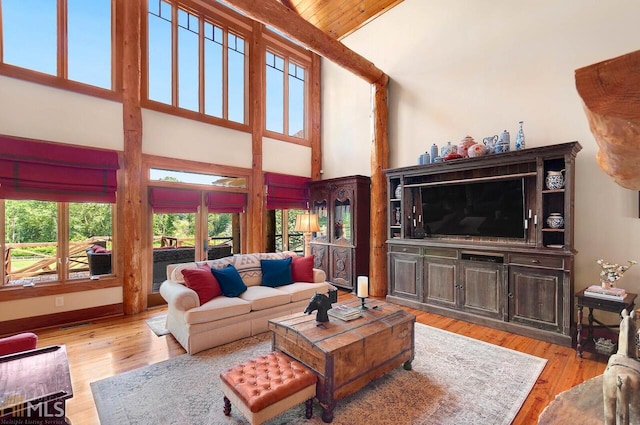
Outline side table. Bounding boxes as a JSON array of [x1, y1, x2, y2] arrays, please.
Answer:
[[575, 289, 637, 357]]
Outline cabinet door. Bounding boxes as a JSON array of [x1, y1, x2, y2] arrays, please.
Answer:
[[460, 261, 504, 319], [389, 252, 422, 301], [331, 186, 354, 244], [329, 245, 353, 290], [509, 266, 563, 332], [310, 187, 329, 243], [424, 258, 457, 307], [310, 244, 329, 278]]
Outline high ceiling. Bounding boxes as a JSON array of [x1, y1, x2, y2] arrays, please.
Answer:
[[280, 0, 404, 39]]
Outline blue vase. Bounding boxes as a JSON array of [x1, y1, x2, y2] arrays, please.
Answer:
[[515, 121, 525, 150], [430, 144, 439, 164]]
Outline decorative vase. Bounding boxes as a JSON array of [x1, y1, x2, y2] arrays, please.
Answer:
[[468, 143, 487, 158], [395, 207, 401, 225], [430, 144, 439, 164], [545, 169, 565, 190], [458, 135, 476, 158], [515, 121, 525, 150], [546, 213, 564, 229], [394, 184, 402, 199], [494, 130, 510, 153]]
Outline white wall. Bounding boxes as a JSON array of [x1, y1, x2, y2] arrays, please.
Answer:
[[322, 0, 640, 294], [0, 75, 123, 149], [263, 137, 312, 177], [0, 287, 123, 321]]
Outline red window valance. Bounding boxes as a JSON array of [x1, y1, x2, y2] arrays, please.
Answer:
[[264, 172, 310, 210], [0, 135, 119, 203], [207, 192, 246, 213], [149, 188, 200, 213]]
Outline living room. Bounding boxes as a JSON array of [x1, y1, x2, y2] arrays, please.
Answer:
[[1, 0, 640, 424]]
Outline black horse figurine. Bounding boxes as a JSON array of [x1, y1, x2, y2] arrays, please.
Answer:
[[304, 292, 332, 324]]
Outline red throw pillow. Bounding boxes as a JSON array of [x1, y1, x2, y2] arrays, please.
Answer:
[[182, 265, 222, 305], [92, 245, 107, 253], [291, 255, 314, 283]]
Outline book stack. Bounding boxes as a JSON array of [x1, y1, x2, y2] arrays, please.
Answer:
[[583, 285, 627, 302], [328, 305, 362, 321]]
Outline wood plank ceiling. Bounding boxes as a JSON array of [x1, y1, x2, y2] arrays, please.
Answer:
[[280, 0, 404, 39]]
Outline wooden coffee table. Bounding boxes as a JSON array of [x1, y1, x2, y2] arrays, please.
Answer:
[[268, 299, 415, 423], [0, 345, 73, 425]]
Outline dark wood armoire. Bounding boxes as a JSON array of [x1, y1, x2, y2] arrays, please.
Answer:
[[308, 175, 371, 291]]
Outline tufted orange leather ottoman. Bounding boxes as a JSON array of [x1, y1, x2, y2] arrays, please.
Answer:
[[220, 351, 317, 425]]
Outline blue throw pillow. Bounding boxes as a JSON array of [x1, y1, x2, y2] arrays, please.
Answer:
[[261, 257, 293, 287], [211, 265, 247, 297]]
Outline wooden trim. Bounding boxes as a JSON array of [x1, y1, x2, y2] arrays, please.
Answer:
[[0, 279, 122, 302], [309, 53, 321, 180], [0, 63, 121, 101], [370, 77, 389, 297], [57, 0, 68, 79], [263, 129, 311, 147], [0, 303, 124, 337], [142, 153, 252, 180], [171, 3, 179, 106], [112, 0, 121, 92], [219, 0, 387, 84], [140, 99, 251, 132]]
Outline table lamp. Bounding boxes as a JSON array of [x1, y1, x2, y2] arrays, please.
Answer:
[[294, 212, 320, 257]]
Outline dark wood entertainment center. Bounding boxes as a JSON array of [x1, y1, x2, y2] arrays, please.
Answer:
[[385, 142, 581, 346]]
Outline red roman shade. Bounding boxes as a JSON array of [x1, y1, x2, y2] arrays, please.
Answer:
[[0, 135, 119, 203], [149, 188, 200, 213], [264, 172, 310, 210], [207, 191, 246, 213]]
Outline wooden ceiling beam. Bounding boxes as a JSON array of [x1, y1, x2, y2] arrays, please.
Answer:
[[218, 0, 387, 84]]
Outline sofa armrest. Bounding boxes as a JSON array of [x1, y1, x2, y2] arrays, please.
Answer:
[[312, 268, 326, 283], [159, 280, 199, 312]]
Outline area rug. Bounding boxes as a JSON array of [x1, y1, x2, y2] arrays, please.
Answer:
[[145, 314, 170, 337], [91, 323, 546, 425]]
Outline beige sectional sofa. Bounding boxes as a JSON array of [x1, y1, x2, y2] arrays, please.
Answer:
[[160, 251, 336, 354]]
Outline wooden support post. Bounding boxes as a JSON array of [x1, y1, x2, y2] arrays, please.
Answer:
[[248, 21, 266, 253], [369, 76, 390, 297], [121, 0, 144, 314], [310, 54, 322, 180]]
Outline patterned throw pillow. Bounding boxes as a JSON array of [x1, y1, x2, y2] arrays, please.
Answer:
[[211, 265, 248, 297], [260, 257, 293, 287], [291, 255, 315, 283], [182, 265, 222, 305]]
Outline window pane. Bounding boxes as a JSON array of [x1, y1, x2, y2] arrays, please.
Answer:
[[228, 34, 245, 123], [148, 0, 172, 104], [150, 168, 246, 188], [69, 202, 113, 278], [2, 0, 57, 75], [208, 213, 233, 251], [67, 0, 112, 89], [178, 9, 199, 111], [204, 22, 223, 118], [152, 212, 196, 292], [4, 200, 58, 285], [266, 52, 284, 133], [288, 63, 305, 138]]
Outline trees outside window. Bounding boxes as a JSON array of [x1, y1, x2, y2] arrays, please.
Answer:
[[3, 200, 114, 285]]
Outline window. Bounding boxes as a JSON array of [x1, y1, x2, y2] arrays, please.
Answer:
[[0, 0, 113, 89], [147, 0, 248, 124], [3, 200, 114, 286], [274, 209, 304, 254], [265, 50, 306, 139]]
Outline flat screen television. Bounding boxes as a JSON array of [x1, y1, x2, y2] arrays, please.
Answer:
[[420, 178, 525, 238]]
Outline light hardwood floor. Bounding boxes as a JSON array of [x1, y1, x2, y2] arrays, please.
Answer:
[[31, 292, 606, 425]]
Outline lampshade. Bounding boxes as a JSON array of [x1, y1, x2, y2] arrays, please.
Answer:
[[294, 212, 320, 233]]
